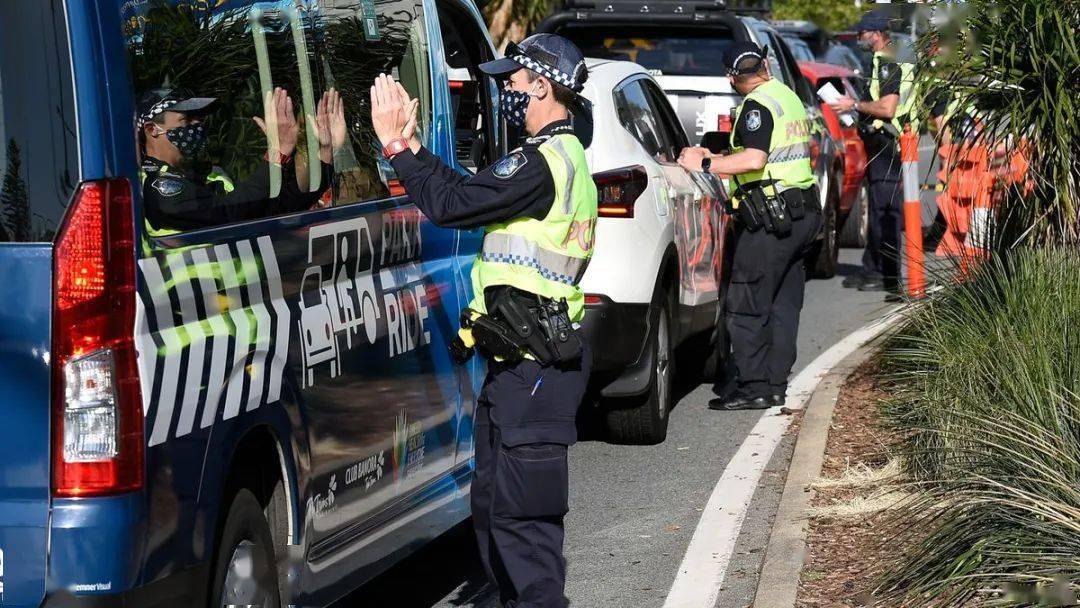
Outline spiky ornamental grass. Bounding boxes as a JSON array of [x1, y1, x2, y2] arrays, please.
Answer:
[[875, 248, 1080, 604], [918, 1, 1080, 245]]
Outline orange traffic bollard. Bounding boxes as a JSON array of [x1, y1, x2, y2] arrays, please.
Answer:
[[900, 126, 924, 298]]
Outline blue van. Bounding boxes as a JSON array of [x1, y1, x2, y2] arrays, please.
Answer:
[[0, 0, 505, 605]]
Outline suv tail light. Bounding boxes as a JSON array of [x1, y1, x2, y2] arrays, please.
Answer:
[[594, 165, 647, 218], [52, 179, 144, 497]]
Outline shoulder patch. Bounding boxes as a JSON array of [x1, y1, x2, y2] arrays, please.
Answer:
[[151, 177, 184, 197], [880, 64, 890, 79], [492, 151, 528, 179], [746, 109, 762, 132]]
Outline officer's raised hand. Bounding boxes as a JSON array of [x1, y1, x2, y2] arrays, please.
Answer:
[[314, 88, 348, 164], [370, 73, 419, 152], [252, 87, 299, 160]]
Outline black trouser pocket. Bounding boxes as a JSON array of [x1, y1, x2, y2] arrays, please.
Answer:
[[495, 443, 569, 519], [726, 270, 765, 316]]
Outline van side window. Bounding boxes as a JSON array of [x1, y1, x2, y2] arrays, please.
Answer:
[[438, 4, 499, 172], [614, 79, 668, 162], [122, 0, 432, 236], [0, 0, 78, 243]]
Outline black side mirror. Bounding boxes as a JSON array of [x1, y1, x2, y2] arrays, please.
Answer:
[[701, 130, 729, 154]]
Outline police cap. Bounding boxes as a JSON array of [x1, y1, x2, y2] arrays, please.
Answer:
[[137, 87, 217, 125], [722, 41, 768, 77], [479, 34, 588, 93]]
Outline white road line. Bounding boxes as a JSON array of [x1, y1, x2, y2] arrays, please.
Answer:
[[661, 311, 903, 608]]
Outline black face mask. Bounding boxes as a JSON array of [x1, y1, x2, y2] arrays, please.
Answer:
[[164, 123, 207, 156]]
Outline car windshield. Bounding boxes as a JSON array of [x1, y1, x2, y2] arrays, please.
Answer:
[[564, 27, 734, 77]]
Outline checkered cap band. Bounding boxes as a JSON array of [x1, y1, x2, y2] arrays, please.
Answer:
[[511, 51, 583, 92], [139, 98, 179, 124]]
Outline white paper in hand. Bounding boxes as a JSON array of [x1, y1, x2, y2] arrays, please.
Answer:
[[817, 82, 856, 127], [816, 82, 843, 103]]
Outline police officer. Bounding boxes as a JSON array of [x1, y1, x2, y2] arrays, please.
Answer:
[[829, 9, 917, 296], [369, 34, 596, 607], [678, 42, 822, 411], [137, 86, 341, 235]]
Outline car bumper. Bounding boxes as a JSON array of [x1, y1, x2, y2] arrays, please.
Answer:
[[580, 296, 654, 398]]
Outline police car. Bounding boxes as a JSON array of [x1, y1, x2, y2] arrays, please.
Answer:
[[538, 0, 847, 278], [0, 0, 507, 605], [577, 59, 731, 445]]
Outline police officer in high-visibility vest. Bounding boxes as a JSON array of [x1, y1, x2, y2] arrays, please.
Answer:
[[829, 9, 917, 296], [678, 42, 822, 411], [369, 34, 596, 607], [136, 86, 337, 235]]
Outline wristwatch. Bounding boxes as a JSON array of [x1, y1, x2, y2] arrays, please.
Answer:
[[701, 156, 712, 173], [382, 138, 409, 160]]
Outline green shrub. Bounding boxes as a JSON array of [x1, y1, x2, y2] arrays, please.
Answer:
[[877, 248, 1080, 603]]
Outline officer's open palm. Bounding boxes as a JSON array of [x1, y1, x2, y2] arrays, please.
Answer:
[[395, 81, 420, 147], [254, 87, 299, 158], [315, 88, 347, 163], [370, 74, 410, 147]]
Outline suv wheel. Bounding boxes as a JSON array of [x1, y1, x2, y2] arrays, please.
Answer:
[[809, 170, 840, 279], [840, 179, 869, 247], [604, 287, 674, 445], [211, 489, 282, 608]]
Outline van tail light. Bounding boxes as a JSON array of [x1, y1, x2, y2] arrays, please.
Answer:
[[52, 179, 144, 497], [717, 114, 733, 134], [594, 165, 647, 218]]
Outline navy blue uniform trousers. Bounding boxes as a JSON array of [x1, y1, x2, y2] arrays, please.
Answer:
[[861, 130, 903, 284], [726, 210, 823, 398], [471, 347, 591, 608]]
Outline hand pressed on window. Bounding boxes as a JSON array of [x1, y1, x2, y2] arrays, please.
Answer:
[[253, 87, 299, 159], [315, 88, 347, 164]]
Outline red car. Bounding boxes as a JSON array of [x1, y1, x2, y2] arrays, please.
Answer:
[[798, 61, 870, 246]]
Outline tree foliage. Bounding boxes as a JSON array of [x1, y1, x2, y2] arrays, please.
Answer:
[[919, 0, 1080, 244], [771, 0, 862, 34], [1, 139, 30, 242]]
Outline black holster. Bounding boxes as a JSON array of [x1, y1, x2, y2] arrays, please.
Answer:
[[463, 287, 583, 366]]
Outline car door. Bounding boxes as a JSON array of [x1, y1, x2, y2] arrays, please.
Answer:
[[638, 78, 720, 310]]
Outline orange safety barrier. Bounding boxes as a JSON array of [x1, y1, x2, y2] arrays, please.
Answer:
[[900, 127, 924, 298], [936, 141, 988, 258]]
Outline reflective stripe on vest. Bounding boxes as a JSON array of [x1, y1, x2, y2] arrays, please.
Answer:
[[480, 232, 586, 285], [468, 132, 598, 322], [729, 79, 816, 195]]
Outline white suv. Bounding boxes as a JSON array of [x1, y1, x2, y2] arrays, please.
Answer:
[[579, 59, 732, 445]]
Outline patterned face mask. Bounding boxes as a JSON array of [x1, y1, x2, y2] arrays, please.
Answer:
[[499, 88, 533, 129], [164, 123, 207, 156]]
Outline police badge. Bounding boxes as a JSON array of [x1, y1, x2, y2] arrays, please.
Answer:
[[881, 65, 890, 80], [746, 109, 762, 132], [151, 177, 184, 197], [493, 151, 528, 179]]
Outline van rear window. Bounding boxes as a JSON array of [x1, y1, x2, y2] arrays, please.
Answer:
[[564, 27, 734, 77], [0, 0, 79, 243]]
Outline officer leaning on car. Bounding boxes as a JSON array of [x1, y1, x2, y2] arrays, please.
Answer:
[[828, 9, 918, 297], [369, 34, 597, 608], [678, 42, 822, 411]]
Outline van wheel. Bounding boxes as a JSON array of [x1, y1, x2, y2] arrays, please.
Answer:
[[809, 173, 840, 279], [210, 489, 281, 608], [604, 287, 674, 445], [840, 179, 869, 247]]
